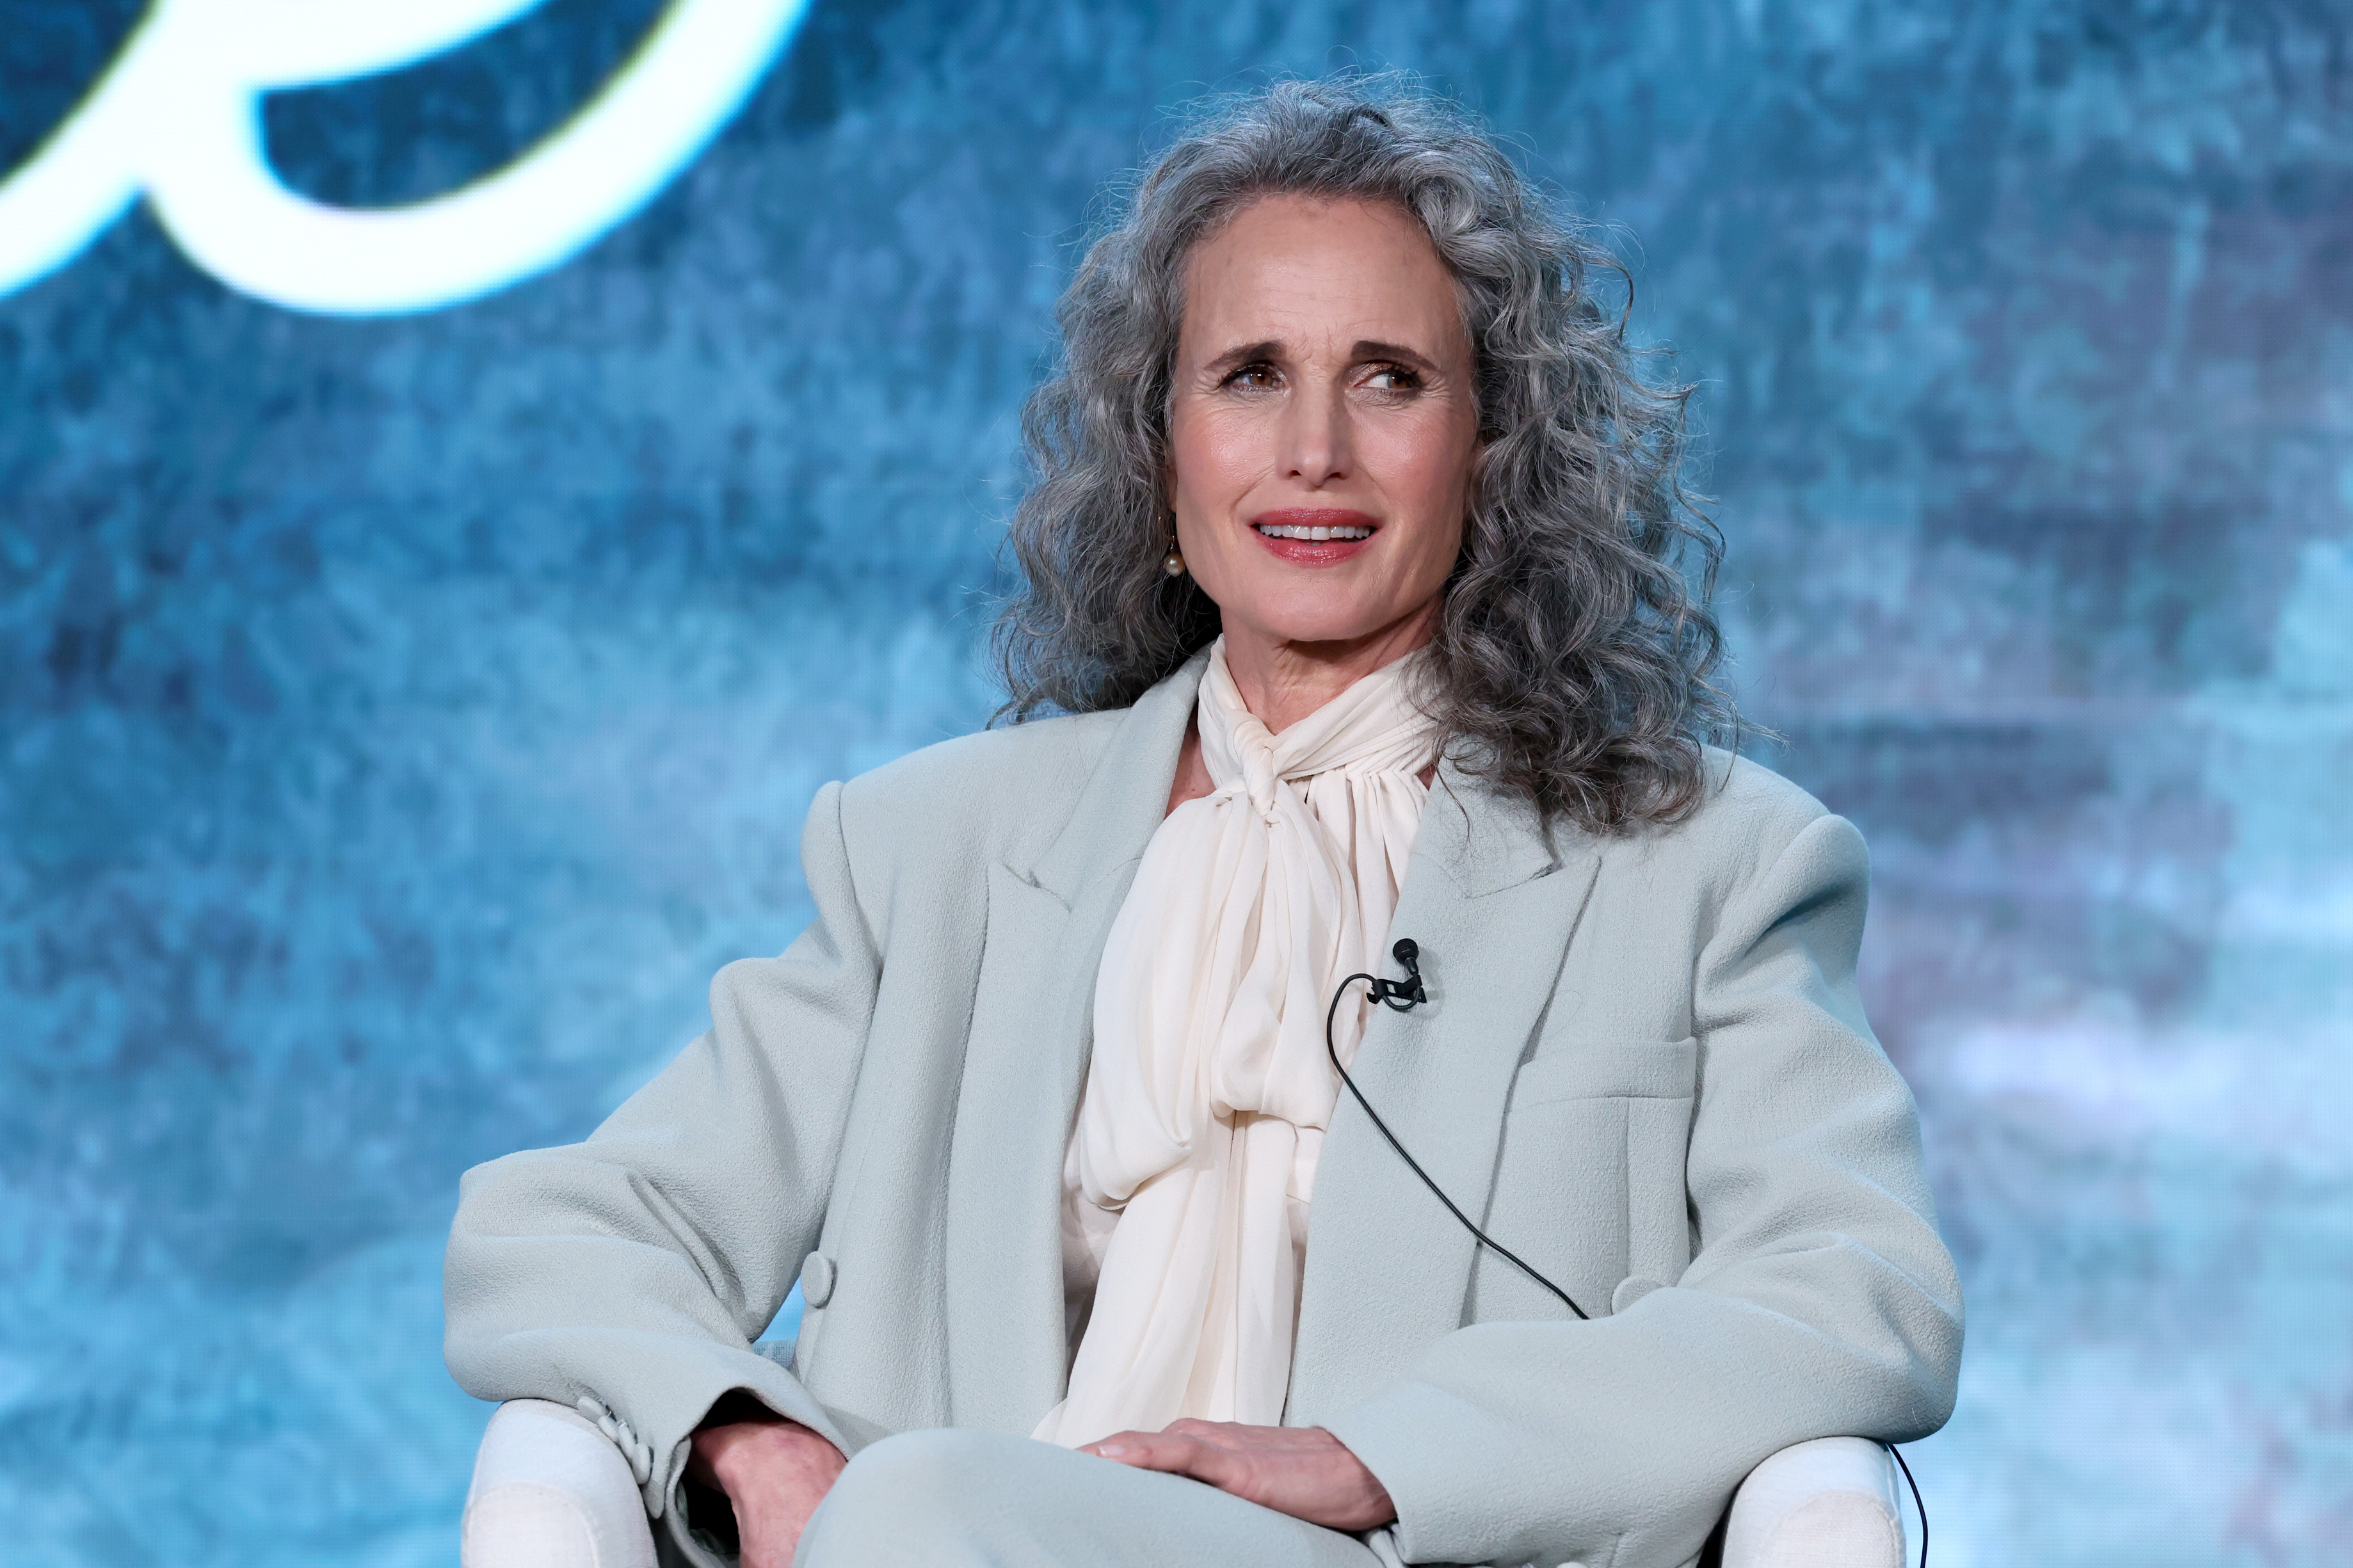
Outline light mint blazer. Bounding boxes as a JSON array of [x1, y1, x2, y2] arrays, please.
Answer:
[[444, 652, 1963, 1568]]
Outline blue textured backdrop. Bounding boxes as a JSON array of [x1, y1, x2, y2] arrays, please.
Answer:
[[4, 3, 2349, 1564]]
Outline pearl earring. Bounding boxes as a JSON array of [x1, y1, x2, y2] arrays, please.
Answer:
[[1162, 544, 1186, 577]]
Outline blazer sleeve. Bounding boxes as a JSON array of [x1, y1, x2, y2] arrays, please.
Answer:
[[442, 780, 879, 1520], [1324, 812, 1965, 1568]]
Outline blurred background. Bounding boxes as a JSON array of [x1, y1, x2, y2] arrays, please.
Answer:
[[3, 1, 2348, 1564]]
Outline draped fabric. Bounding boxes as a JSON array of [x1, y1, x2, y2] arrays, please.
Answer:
[[1032, 639, 1440, 1448]]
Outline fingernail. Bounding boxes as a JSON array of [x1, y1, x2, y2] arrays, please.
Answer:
[[1098, 1444, 1125, 1455]]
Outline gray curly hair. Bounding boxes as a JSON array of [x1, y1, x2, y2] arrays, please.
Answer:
[[993, 76, 1735, 832]]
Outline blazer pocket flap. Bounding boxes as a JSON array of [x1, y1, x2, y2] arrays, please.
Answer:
[[1511, 1036, 1697, 1106]]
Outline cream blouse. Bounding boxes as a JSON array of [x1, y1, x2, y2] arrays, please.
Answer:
[[1031, 639, 1440, 1448]]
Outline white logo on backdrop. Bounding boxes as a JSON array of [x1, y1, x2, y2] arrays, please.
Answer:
[[0, 0, 809, 315]]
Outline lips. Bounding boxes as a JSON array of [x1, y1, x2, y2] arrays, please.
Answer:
[[1248, 508, 1379, 564]]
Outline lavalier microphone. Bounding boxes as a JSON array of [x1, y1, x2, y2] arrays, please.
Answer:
[[1323, 940, 1589, 1321], [1322, 938, 1931, 1567], [1366, 938, 1425, 1009]]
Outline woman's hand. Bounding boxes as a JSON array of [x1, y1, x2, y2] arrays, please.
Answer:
[[1081, 1420, 1396, 1532], [687, 1409, 847, 1568]]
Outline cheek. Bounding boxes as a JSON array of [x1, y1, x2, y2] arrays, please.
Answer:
[[1388, 413, 1477, 504], [1363, 414, 1475, 539], [1169, 404, 1266, 505]]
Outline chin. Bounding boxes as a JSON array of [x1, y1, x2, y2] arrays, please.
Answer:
[[1235, 603, 1405, 647]]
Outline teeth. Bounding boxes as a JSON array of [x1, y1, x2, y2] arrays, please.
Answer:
[[1255, 524, 1372, 541]]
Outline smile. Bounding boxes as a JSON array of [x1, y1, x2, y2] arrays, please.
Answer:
[[1252, 523, 1374, 541]]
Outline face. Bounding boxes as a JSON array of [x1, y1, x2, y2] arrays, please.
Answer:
[[1167, 193, 1480, 653]]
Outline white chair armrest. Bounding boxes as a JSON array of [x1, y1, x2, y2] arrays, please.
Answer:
[[463, 1399, 659, 1568], [457, 1402, 1904, 1568], [1721, 1436, 1906, 1568]]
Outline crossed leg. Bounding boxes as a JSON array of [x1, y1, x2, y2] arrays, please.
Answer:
[[793, 1428, 1385, 1568]]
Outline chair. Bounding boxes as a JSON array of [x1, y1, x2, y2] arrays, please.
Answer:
[[1708, 1437, 1907, 1568], [462, 1398, 1907, 1568], [463, 1400, 661, 1568]]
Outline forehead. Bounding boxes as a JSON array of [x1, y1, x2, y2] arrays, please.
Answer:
[[1178, 194, 1466, 355]]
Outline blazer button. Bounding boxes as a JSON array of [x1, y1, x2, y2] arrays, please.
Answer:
[[799, 1251, 836, 1309]]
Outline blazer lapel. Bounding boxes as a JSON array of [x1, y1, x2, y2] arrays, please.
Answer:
[[1286, 764, 1604, 1426], [942, 654, 1207, 1432]]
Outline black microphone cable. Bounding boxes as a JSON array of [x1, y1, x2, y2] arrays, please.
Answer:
[[1324, 939, 1931, 1568], [1322, 941, 1589, 1320]]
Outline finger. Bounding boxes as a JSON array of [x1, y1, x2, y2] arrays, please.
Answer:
[[1163, 1436, 1249, 1492], [1080, 1429, 1163, 1463], [1141, 1430, 1248, 1490], [1161, 1418, 1225, 1439], [1086, 1431, 1206, 1475]]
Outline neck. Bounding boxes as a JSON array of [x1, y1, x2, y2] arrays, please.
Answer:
[[1219, 600, 1440, 733]]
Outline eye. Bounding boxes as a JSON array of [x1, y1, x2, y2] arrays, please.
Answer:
[[1363, 362, 1423, 394], [1221, 360, 1280, 390]]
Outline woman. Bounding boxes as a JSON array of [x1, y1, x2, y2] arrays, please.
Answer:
[[445, 78, 1961, 1568]]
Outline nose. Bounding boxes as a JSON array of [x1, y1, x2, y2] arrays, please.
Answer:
[[1278, 378, 1353, 489]]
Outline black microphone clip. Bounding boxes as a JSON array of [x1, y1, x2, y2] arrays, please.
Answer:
[[1369, 938, 1427, 1011]]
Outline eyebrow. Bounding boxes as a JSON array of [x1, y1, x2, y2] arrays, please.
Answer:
[[1352, 339, 1442, 374], [1198, 338, 1445, 375], [1201, 339, 1282, 377]]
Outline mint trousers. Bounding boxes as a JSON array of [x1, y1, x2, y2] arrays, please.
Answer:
[[786, 1428, 1385, 1568]]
